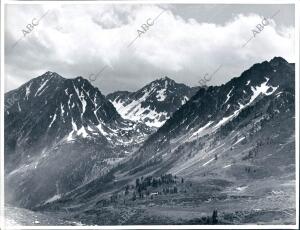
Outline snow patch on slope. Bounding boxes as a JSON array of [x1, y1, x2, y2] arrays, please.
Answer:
[[44, 194, 61, 204], [181, 96, 189, 105], [48, 113, 57, 128], [111, 95, 169, 128], [25, 82, 32, 99], [67, 118, 89, 141], [73, 84, 87, 119], [35, 77, 52, 96], [233, 136, 245, 146], [224, 87, 234, 104], [190, 121, 213, 138], [214, 78, 278, 129], [156, 88, 167, 101]]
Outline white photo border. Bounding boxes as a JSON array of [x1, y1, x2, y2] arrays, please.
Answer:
[[0, 0, 299, 229]]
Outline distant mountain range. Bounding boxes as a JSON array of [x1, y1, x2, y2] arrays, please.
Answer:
[[4, 57, 296, 225]]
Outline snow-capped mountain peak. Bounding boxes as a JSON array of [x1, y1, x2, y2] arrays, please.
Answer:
[[107, 76, 199, 128]]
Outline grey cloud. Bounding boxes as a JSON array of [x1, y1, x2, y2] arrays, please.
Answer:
[[4, 4, 295, 95]]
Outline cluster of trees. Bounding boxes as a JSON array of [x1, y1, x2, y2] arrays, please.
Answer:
[[135, 174, 179, 190], [242, 138, 274, 161], [245, 167, 256, 173], [242, 148, 258, 161], [256, 137, 274, 146], [162, 186, 178, 194], [130, 174, 183, 200], [96, 174, 185, 206]]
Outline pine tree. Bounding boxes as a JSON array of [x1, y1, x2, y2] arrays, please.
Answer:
[[136, 178, 140, 188], [138, 186, 142, 198], [212, 210, 218, 224], [132, 192, 136, 201], [125, 185, 129, 195], [174, 186, 178, 193]]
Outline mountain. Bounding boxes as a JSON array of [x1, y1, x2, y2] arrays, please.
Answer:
[[4, 74, 198, 209], [107, 77, 199, 128], [4, 71, 152, 208], [35, 57, 295, 225], [113, 56, 295, 222], [131, 57, 295, 164], [5, 57, 296, 225]]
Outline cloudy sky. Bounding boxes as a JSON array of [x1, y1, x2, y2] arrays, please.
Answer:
[[5, 3, 295, 94]]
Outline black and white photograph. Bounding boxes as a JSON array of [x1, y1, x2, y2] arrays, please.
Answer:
[[1, 0, 299, 228]]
